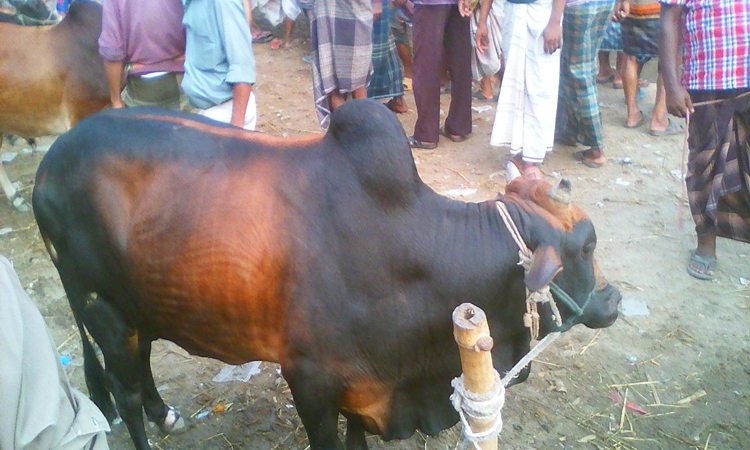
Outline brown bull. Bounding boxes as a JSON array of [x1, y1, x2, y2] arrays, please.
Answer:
[[0, 1, 107, 210]]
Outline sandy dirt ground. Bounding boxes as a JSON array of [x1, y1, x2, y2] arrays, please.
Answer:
[[1, 23, 749, 450]]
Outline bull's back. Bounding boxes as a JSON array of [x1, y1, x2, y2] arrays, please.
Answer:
[[34, 110, 310, 364]]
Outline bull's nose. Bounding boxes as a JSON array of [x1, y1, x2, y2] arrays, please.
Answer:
[[583, 284, 621, 329]]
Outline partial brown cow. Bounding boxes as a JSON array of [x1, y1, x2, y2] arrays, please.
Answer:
[[0, 1, 108, 210], [33, 101, 620, 450]]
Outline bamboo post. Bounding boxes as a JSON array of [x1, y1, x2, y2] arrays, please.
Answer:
[[452, 303, 499, 450]]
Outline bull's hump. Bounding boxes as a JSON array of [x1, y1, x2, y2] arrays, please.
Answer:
[[327, 100, 423, 207]]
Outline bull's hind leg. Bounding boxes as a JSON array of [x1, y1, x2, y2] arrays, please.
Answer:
[[138, 338, 186, 433], [75, 316, 118, 422], [343, 413, 368, 450]]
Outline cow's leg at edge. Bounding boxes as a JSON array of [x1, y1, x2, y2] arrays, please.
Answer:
[[75, 315, 119, 422], [139, 337, 186, 433], [284, 366, 345, 450], [0, 135, 30, 211]]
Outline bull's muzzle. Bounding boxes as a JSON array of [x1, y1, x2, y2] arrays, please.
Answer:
[[579, 283, 621, 329]]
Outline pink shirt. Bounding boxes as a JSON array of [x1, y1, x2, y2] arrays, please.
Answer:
[[660, 0, 750, 91], [98, 0, 186, 75]]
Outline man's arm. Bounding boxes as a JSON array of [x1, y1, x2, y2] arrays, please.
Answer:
[[659, 4, 691, 117], [230, 83, 252, 128], [475, 0, 493, 54], [543, 0, 565, 54], [103, 60, 125, 109]]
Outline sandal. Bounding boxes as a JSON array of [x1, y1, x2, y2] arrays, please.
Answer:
[[408, 136, 437, 149], [648, 118, 685, 137], [439, 126, 469, 143], [252, 31, 273, 43], [573, 149, 606, 168], [686, 250, 716, 280]]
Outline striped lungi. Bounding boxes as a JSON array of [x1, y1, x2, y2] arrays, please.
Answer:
[[687, 89, 750, 242], [556, 0, 615, 150], [368, 2, 404, 100], [311, 0, 373, 129]]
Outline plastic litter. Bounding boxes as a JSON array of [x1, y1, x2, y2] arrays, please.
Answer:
[[608, 391, 648, 415], [444, 188, 477, 197], [614, 178, 630, 187], [471, 105, 493, 113], [620, 297, 650, 317], [0, 228, 12, 236], [60, 355, 71, 366], [212, 361, 262, 383], [195, 411, 211, 420], [1, 152, 18, 164]]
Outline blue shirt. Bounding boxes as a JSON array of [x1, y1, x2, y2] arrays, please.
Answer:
[[181, 0, 256, 109]]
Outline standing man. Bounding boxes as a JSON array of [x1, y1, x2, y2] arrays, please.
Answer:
[[659, 0, 750, 279], [477, 0, 565, 179], [555, 0, 615, 169], [407, 0, 473, 149], [99, 0, 186, 110], [182, 0, 257, 130]]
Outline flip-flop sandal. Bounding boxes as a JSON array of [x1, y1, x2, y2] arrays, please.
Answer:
[[649, 118, 685, 137], [408, 136, 437, 149], [439, 126, 469, 143], [269, 38, 282, 50], [573, 149, 606, 168], [686, 250, 716, 280], [625, 110, 644, 129], [252, 31, 273, 43], [597, 74, 614, 84]]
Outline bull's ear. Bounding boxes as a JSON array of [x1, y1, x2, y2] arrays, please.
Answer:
[[525, 245, 563, 292]]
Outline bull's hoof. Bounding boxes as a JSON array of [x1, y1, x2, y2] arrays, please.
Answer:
[[12, 196, 30, 212], [159, 407, 188, 434]]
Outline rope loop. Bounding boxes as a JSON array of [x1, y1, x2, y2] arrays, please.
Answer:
[[450, 371, 505, 450]]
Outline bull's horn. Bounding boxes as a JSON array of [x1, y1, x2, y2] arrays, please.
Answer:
[[548, 178, 572, 205], [505, 161, 521, 183]]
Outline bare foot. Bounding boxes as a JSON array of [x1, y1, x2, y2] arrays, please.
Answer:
[[386, 97, 408, 114]]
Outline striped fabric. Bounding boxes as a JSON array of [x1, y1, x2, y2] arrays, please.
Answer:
[[659, 0, 750, 91], [368, 2, 404, 100], [687, 89, 750, 242], [311, 0, 373, 129], [555, 0, 615, 150]]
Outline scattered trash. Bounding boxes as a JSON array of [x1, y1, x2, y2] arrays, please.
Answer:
[[157, 384, 170, 393], [614, 178, 630, 187], [1, 152, 18, 164], [621, 297, 650, 317], [195, 411, 211, 420], [551, 172, 561, 178], [212, 402, 232, 414], [677, 389, 707, 404], [0, 228, 12, 236], [608, 391, 649, 415], [626, 356, 638, 365], [578, 435, 597, 444], [471, 105, 492, 113], [212, 361, 262, 383], [443, 188, 477, 197], [739, 277, 748, 286], [621, 157, 632, 166], [21, 148, 33, 155], [596, 202, 604, 209], [60, 355, 71, 366], [670, 170, 683, 181]]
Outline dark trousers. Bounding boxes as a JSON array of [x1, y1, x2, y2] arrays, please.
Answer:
[[412, 4, 472, 143]]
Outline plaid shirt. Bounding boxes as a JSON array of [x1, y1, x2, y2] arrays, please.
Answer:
[[659, 0, 750, 91]]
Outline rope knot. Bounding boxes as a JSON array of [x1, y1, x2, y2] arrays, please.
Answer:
[[450, 371, 505, 450]]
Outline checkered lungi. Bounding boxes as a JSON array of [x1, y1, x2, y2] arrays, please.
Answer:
[[621, 16, 659, 60], [555, 0, 615, 150], [687, 89, 750, 242], [311, 0, 373, 129], [368, 2, 404, 100]]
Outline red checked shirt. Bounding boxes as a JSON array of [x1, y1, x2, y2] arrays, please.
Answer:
[[659, 0, 750, 91]]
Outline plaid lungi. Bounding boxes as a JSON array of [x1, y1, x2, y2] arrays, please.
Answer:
[[311, 0, 373, 129], [621, 16, 659, 60], [687, 89, 750, 242], [555, 0, 615, 150], [600, 20, 621, 52], [368, 2, 404, 100]]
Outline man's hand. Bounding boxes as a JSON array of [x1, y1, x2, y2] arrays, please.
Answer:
[[475, 22, 489, 53], [543, 21, 562, 54], [665, 84, 694, 118], [612, 0, 629, 22], [458, 0, 474, 17]]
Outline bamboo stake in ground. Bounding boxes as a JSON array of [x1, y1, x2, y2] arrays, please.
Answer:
[[453, 303, 499, 450]]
